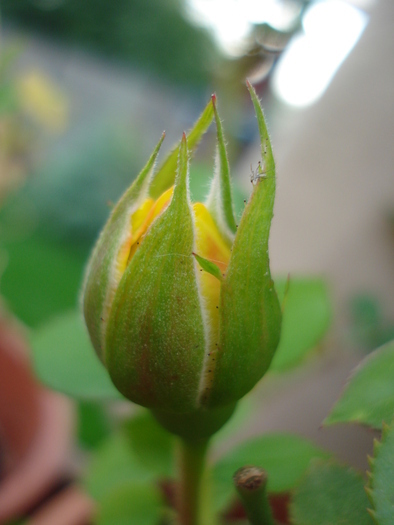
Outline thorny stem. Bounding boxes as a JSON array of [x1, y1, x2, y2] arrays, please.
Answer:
[[177, 437, 210, 525]]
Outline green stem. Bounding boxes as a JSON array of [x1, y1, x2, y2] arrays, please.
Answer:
[[177, 437, 210, 525], [234, 466, 275, 525]]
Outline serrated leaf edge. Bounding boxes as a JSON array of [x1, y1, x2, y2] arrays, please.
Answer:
[[365, 419, 394, 522]]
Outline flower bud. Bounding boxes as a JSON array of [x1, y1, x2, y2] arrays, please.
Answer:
[[82, 84, 281, 422]]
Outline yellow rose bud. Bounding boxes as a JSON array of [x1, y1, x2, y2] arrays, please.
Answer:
[[81, 86, 281, 437]]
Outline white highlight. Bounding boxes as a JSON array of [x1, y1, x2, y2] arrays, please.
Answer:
[[272, 0, 368, 107], [186, 0, 301, 54]]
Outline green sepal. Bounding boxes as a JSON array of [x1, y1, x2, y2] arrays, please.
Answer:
[[82, 133, 165, 361], [247, 79, 275, 177], [192, 252, 223, 282], [105, 135, 207, 412], [148, 99, 214, 199], [206, 94, 237, 242], [205, 81, 281, 407]]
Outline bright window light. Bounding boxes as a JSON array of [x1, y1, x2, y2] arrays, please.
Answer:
[[271, 0, 368, 107], [186, 0, 302, 54]]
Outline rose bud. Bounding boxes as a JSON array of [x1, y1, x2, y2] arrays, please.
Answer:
[[81, 84, 281, 437]]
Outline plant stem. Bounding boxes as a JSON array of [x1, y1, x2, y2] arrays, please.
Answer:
[[177, 437, 210, 525], [234, 466, 275, 525]]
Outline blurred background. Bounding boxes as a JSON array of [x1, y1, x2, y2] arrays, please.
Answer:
[[0, 0, 393, 522]]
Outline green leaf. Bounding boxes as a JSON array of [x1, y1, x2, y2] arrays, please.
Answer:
[[31, 311, 121, 400], [193, 252, 223, 281], [0, 234, 87, 327], [270, 278, 332, 372], [212, 433, 330, 509], [84, 432, 154, 502], [95, 482, 162, 525], [78, 401, 112, 449], [148, 98, 214, 199], [123, 410, 175, 477], [290, 459, 374, 525], [367, 420, 394, 524], [206, 94, 237, 240], [325, 340, 394, 429]]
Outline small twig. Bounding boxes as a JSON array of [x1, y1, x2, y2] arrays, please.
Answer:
[[234, 466, 275, 525]]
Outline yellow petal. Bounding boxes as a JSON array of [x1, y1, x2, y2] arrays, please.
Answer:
[[193, 202, 230, 402], [117, 187, 174, 276]]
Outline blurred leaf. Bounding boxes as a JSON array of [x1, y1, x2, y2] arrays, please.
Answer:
[[22, 126, 145, 242], [31, 310, 121, 400], [290, 459, 373, 525], [78, 401, 112, 449], [0, 234, 87, 327], [212, 433, 330, 509], [123, 410, 175, 478], [270, 278, 331, 372], [367, 419, 394, 524], [325, 340, 394, 429], [95, 482, 162, 525], [349, 294, 394, 353], [84, 432, 155, 502]]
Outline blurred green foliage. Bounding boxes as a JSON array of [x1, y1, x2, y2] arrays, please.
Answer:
[[1, 0, 219, 87], [349, 294, 394, 352], [0, 233, 87, 326]]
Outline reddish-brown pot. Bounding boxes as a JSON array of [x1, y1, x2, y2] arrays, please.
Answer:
[[0, 318, 77, 524]]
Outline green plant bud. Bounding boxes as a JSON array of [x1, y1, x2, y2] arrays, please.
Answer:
[[81, 86, 281, 420]]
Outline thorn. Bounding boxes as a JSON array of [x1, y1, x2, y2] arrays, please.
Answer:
[[365, 486, 374, 503], [382, 421, 390, 434], [182, 131, 187, 142], [211, 93, 217, 105], [246, 78, 251, 89], [367, 508, 378, 524], [162, 130, 166, 138]]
